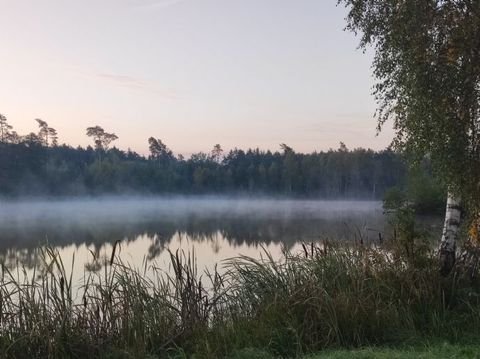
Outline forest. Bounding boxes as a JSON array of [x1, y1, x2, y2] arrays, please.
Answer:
[[0, 116, 410, 198]]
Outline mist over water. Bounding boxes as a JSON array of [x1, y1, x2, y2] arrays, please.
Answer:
[[0, 197, 386, 281], [0, 196, 383, 224], [0, 197, 384, 246]]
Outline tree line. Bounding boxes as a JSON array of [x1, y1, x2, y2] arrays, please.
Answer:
[[0, 115, 409, 198]]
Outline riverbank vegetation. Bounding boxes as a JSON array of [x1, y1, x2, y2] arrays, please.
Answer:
[[1, 221, 480, 358]]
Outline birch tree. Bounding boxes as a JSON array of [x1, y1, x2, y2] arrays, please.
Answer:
[[338, 0, 480, 274]]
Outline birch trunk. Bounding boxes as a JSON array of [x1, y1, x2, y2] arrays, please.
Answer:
[[439, 192, 462, 275]]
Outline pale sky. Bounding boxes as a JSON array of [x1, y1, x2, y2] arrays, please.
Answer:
[[0, 0, 394, 156]]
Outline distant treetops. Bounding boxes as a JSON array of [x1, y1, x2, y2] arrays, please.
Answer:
[[0, 114, 117, 150], [86, 126, 118, 151], [0, 114, 59, 147], [0, 115, 247, 163], [0, 112, 408, 198]]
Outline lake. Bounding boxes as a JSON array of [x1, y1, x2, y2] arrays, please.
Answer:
[[0, 198, 440, 291]]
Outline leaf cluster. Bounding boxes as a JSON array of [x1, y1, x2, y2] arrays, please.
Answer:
[[339, 0, 480, 210]]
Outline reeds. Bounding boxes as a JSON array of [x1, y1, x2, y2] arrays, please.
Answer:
[[1, 238, 480, 358]]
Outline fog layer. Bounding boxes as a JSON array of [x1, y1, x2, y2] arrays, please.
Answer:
[[0, 196, 383, 228]]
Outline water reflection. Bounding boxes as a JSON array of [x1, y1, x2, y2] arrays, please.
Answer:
[[0, 198, 390, 273]]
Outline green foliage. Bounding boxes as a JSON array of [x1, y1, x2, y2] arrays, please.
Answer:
[[0, 115, 414, 198], [228, 348, 275, 359], [339, 0, 480, 213], [0, 113, 13, 142], [2, 239, 480, 358], [383, 187, 407, 211], [148, 137, 174, 161], [406, 165, 446, 214], [86, 125, 118, 151], [383, 162, 446, 215], [0, 141, 408, 198], [307, 343, 480, 359]]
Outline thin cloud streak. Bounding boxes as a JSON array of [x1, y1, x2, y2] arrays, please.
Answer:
[[66, 64, 179, 99], [94, 72, 179, 99]]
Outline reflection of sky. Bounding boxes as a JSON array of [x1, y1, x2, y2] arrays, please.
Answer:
[[6, 234, 298, 301], [0, 0, 394, 155], [0, 198, 386, 251], [0, 199, 388, 287]]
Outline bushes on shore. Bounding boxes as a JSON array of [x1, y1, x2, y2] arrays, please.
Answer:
[[1, 234, 480, 358]]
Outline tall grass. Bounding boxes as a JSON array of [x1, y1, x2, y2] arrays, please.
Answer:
[[1, 235, 480, 358]]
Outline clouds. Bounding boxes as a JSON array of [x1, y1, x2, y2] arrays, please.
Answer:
[[93, 72, 179, 99], [1, 0, 390, 154], [67, 64, 180, 100]]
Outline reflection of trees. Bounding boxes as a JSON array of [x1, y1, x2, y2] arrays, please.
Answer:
[[84, 247, 107, 273], [147, 235, 168, 261], [0, 212, 394, 270], [0, 248, 45, 270], [0, 248, 53, 276]]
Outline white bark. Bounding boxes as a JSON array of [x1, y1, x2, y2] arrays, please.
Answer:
[[439, 192, 462, 275]]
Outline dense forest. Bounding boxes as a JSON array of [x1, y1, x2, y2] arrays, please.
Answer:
[[1, 115, 410, 198]]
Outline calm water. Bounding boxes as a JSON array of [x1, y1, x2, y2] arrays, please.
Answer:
[[0, 197, 443, 291]]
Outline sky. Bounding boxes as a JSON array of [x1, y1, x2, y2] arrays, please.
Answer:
[[0, 0, 394, 156]]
